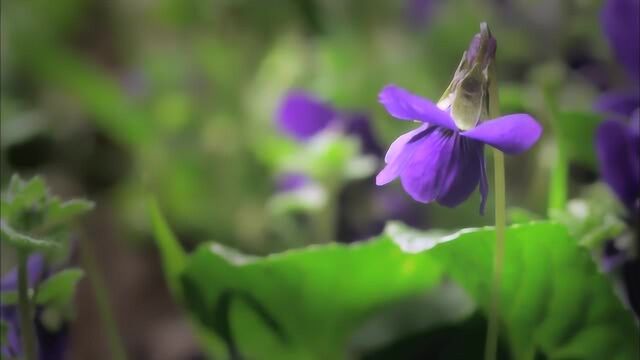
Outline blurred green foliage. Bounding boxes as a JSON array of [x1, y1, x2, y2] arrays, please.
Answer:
[[0, 176, 93, 255], [1, 0, 614, 249]]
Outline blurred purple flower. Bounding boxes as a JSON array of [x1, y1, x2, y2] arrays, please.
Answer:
[[405, 0, 435, 29], [276, 90, 382, 155], [276, 90, 338, 141], [1, 255, 68, 360], [601, 0, 640, 80], [595, 91, 640, 118], [276, 173, 311, 192], [596, 0, 640, 117], [596, 112, 640, 213], [597, 110, 640, 318], [375, 85, 541, 213]]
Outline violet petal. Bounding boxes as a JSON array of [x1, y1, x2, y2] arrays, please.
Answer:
[[601, 0, 640, 79], [437, 137, 484, 209], [378, 85, 458, 130], [597, 119, 640, 211], [383, 124, 429, 164], [399, 128, 458, 203], [595, 90, 640, 117], [460, 114, 542, 154]]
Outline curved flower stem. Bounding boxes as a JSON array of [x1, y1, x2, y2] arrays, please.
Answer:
[[17, 251, 37, 360], [485, 148, 506, 360], [81, 240, 128, 360]]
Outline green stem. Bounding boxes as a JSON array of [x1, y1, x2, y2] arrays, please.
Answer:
[[548, 139, 568, 213], [543, 87, 567, 214], [80, 240, 128, 360], [17, 251, 37, 360], [485, 149, 506, 360]]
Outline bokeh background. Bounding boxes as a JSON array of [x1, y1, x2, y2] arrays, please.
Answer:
[[0, 0, 630, 358]]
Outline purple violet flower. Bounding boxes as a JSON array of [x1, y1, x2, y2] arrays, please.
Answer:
[[601, 0, 640, 80], [276, 90, 383, 155], [596, 110, 640, 318], [596, 0, 640, 117], [276, 90, 338, 141], [596, 111, 640, 214], [1, 255, 69, 360], [376, 25, 542, 213]]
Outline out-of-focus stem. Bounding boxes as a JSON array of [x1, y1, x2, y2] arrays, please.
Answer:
[[315, 185, 337, 244], [17, 251, 37, 360], [80, 240, 128, 360], [485, 148, 506, 360], [542, 85, 567, 214]]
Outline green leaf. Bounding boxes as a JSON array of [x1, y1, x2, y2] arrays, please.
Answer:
[[385, 222, 639, 360], [177, 222, 638, 360], [46, 199, 95, 226], [35, 269, 84, 306], [1, 175, 47, 219], [180, 235, 444, 359], [149, 198, 187, 298], [0, 220, 60, 252]]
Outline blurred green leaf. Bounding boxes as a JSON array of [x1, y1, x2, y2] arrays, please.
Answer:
[[178, 222, 638, 359], [27, 47, 152, 147], [45, 199, 95, 228], [1, 175, 93, 258], [1, 175, 47, 219], [35, 268, 84, 306], [386, 222, 639, 359], [180, 234, 444, 359], [0, 220, 59, 252], [149, 198, 187, 298]]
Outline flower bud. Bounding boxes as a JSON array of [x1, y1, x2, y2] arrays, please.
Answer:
[[437, 22, 497, 130]]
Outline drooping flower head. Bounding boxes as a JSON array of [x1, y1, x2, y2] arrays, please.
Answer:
[[376, 23, 542, 213], [1, 255, 69, 360]]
